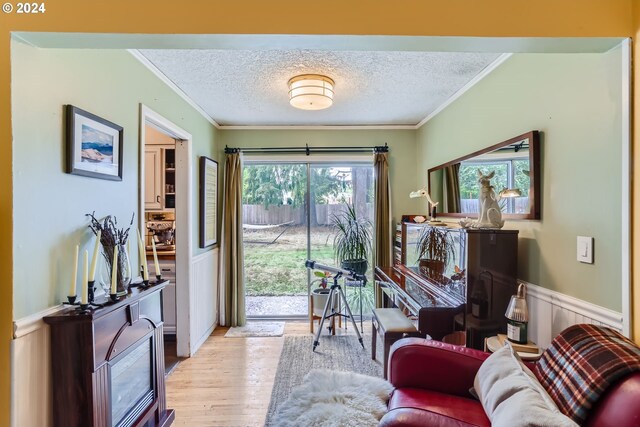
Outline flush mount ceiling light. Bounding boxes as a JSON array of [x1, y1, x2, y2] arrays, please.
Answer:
[[288, 74, 335, 110]]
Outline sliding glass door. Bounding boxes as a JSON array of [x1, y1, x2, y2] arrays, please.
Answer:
[[243, 163, 309, 317], [308, 165, 375, 322], [243, 160, 374, 319]]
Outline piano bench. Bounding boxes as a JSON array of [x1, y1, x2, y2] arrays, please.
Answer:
[[372, 308, 420, 379]]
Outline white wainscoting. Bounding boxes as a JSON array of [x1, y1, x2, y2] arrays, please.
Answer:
[[190, 248, 219, 355], [523, 280, 624, 349], [11, 247, 219, 425], [11, 304, 65, 427]]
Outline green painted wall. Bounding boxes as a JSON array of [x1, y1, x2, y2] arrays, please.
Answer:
[[220, 129, 421, 223], [416, 51, 623, 310], [11, 41, 219, 319]]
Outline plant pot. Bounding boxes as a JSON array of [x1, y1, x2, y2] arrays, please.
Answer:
[[340, 259, 368, 276], [419, 259, 446, 282], [312, 288, 337, 317], [419, 259, 445, 273]]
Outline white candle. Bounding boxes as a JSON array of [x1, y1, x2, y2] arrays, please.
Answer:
[[69, 244, 79, 296], [137, 228, 149, 280], [111, 248, 118, 294], [151, 238, 160, 277], [81, 250, 89, 304], [89, 230, 101, 281]]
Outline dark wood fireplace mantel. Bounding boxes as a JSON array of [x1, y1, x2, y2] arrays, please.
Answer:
[[44, 284, 175, 427]]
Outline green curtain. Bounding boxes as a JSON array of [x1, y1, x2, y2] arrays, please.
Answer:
[[219, 152, 245, 326], [444, 163, 461, 213], [374, 152, 392, 268]]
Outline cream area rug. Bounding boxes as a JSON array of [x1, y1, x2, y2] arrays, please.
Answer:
[[224, 321, 285, 338], [265, 335, 384, 426], [271, 369, 393, 427]]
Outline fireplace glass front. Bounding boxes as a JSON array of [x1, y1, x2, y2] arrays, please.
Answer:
[[111, 336, 155, 427]]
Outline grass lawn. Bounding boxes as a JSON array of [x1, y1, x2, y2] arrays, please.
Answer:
[[243, 225, 375, 314], [244, 226, 335, 296]]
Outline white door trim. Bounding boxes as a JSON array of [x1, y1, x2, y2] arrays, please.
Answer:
[[140, 104, 193, 357], [619, 39, 632, 338]]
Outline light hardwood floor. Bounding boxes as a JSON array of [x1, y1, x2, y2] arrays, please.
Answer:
[[166, 320, 371, 427]]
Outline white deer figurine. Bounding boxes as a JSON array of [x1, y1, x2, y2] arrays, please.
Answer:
[[460, 170, 504, 229]]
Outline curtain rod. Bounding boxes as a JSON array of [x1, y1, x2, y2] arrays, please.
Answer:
[[224, 143, 389, 155]]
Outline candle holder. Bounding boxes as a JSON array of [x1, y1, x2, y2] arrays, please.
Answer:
[[88, 280, 95, 304], [78, 303, 91, 312], [110, 293, 119, 303], [151, 277, 169, 286], [66, 295, 77, 305], [141, 279, 150, 288]]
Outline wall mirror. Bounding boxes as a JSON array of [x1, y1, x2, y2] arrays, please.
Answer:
[[428, 130, 540, 220]]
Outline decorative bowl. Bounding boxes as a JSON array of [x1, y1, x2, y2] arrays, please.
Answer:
[[414, 216, 426, 223]]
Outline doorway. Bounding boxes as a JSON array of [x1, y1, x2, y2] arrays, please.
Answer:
[[139, 105, 193, 359], [242, 160, 375, 320]]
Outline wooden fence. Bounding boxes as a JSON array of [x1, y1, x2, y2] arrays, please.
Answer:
[[242, 203, 373, 225]]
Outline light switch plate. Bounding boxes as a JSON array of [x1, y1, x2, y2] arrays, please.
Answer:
[[577, 236, 594, 264]]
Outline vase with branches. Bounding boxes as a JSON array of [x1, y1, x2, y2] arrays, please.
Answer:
[[332, 204, 373, 275], [87, 212, 134, 296]]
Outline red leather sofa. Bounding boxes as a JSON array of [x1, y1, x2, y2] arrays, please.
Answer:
[[379, 335, 640, 426]]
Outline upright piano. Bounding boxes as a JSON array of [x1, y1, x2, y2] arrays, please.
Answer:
[[375, 222, 519, 349]]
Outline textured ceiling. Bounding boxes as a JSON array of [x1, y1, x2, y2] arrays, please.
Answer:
[[138, 49, 502, 126]]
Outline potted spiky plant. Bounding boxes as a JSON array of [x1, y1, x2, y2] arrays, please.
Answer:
[[416, 226, 455, 280], [332, 204, 373, 275]]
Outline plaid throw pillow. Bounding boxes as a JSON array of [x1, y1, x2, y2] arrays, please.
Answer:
[[534, 324, 640, 424]]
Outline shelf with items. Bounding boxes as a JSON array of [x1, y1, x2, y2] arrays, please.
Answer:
[[145, 144, 176, 211], [393, 223, 403, 265], [164, 148, 175, 210]]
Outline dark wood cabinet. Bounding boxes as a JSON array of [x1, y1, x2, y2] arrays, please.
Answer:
[[378, 221, 519, 350], [44, 285, 174, 427]]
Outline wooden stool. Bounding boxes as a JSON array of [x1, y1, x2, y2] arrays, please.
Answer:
[[372, 308, 419, 379], [309, 294, 341, 334]]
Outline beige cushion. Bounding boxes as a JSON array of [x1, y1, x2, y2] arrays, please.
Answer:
[[372, 308, 416, 333], [473, 341, 577, 427]]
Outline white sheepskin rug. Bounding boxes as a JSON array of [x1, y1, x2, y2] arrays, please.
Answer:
[[272, 369, 393, 427]]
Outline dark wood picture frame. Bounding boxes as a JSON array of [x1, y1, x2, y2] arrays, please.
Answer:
[[65, 105, 124, 181], [199, 156, 218, 248], [428, 130, 540, 220]]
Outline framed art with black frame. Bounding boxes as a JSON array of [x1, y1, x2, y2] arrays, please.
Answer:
[[199, 156, 218, 248], [65, 105, 123, 181]]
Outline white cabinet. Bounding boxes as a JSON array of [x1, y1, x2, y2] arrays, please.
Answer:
[[158, 259, 177, 333], [144, 146, 163, 210]]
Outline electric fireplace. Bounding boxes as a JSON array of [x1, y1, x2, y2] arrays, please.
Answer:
[[45, 284, 174, 427]]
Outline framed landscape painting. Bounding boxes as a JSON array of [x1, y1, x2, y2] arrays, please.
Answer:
[[66, 105, 123, 180], [199, 156, 218, 248]]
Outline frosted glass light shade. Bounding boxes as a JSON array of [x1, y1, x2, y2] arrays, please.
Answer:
[[288, 74, 334, 110]]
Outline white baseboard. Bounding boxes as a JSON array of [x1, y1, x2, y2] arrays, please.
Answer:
[[522, 280, 623, 349]]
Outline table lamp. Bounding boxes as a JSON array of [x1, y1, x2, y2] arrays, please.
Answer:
[[409, 188, 443, 224], [505, 283, 529, 344]]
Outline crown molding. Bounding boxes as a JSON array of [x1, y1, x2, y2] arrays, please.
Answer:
[[415, 53, 512, 129], [129, 49, 510, 131], [128, 49, 221, 129], [218, 125, 417, 130]]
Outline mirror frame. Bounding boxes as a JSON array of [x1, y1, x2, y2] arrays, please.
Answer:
[[428, 130, 540, 220]]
